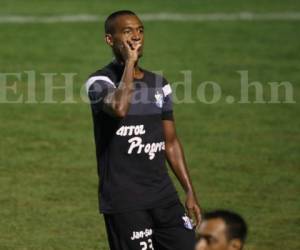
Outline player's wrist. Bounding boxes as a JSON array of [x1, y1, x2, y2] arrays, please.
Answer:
[[186, 189, 199, 201], [125, 58, 137, 65], [184, 185, 194, 195]]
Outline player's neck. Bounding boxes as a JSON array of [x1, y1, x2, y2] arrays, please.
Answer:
[[113, 58, 144, 79]]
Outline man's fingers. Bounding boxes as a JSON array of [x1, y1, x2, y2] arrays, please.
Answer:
[[123, 40, 141, 53], [187, 206, 201, 227], [187, 208, 197, 227], [187, 207, 193, 220], [134, 43, 142, 51], [123, 40, 132, 50], [194, 207, 202, 226], [121, 40, 132, 51]]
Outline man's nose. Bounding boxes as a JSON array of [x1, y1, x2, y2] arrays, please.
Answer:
[[131, 31, 141, 41]]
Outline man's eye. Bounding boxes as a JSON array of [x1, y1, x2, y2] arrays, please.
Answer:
[[124, 30, 131, 34]]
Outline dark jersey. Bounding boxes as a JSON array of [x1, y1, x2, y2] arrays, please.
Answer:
[[86, 61, 179, 214]]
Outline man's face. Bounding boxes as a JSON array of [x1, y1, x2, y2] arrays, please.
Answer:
[[196, 219, 241, 250], [106, 14, 144, 61]]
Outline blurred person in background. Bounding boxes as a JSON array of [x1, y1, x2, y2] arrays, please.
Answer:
[[195, 210, 247, 250]]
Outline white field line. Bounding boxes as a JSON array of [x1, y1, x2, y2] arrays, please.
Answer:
[[0, 12, 300, 24]]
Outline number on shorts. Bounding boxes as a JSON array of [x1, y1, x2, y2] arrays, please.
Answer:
[[140, 239, 154, 250], [140, 241, 147, 250]]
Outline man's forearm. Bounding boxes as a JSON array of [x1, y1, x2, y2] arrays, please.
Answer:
[[165, 131, 201, 224], [165, 137, 196, 195], [103, 60, 136, 117]]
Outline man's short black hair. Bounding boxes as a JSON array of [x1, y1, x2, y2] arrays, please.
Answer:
[[105, 10, 137, 34], [203, 210, 248, 244]]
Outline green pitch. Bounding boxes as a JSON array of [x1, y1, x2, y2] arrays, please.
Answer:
[[0, 1, 299, 249]]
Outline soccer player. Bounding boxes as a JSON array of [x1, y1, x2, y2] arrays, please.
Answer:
[[86, 10, 201, 250], [195, 210, 247, 250]]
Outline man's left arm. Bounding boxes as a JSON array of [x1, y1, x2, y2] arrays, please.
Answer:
[[162, 119, 202, 226]]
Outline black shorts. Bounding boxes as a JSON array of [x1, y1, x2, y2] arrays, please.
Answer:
[[103, 200, 195, 250]]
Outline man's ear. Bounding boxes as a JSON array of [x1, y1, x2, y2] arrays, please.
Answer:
[[229, 239, 242, 250], [105, 34, 113, 47]]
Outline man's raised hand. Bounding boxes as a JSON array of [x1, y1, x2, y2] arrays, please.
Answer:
[[122, 40, 142, 63]]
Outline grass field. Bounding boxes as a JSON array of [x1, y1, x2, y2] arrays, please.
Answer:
[[0, 1, 299, 249]]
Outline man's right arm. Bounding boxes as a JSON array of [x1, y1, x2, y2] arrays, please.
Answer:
[[102, 41, 141, 118], [102, 59, 135, 118]]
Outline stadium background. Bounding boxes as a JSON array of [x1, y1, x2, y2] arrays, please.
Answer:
[[0, 0, 299, 249]]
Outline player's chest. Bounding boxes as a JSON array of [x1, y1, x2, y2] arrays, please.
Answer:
[[126, 85, 164, 116]]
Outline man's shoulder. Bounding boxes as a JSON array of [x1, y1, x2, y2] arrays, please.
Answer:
[[87, 62, 122, 84]]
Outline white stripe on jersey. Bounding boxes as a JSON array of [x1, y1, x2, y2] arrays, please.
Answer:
[[162, 84, 172, 97], [86, 76, 115, 93]]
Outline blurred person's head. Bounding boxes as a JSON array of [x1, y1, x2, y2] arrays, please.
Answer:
[[195, 210, 247, 250], [104, 10, 144, 63]]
